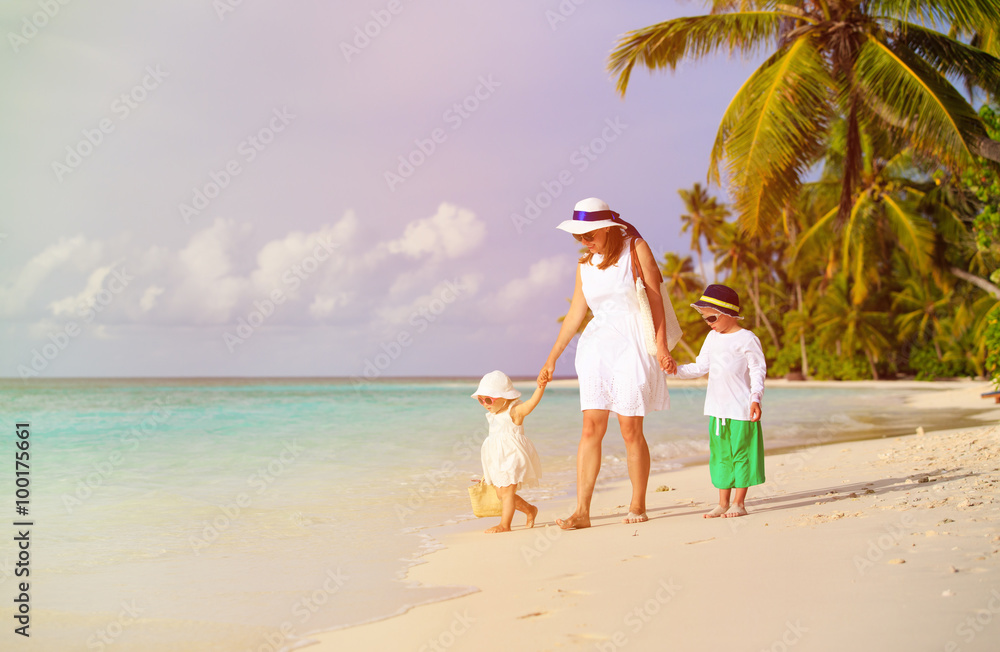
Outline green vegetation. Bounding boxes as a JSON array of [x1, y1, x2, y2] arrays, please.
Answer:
[[609, 1, 1000, 380]]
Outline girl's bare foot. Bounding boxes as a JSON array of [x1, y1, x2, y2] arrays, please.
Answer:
[[525, 504, 538, 528], [484, 524, 511, 533], [724, 504, 748, 518], [704, 504, 729, 518], [556, 512, 591, 529]]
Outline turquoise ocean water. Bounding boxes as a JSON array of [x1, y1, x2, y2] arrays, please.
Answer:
[[0, 377, 953, 651]]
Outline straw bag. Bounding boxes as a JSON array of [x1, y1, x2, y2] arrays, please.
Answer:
[[630, 239, 682, 355], [468, 479, 502, 517]]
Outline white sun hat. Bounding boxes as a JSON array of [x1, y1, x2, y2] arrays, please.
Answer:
[[556, 197, 628, 235], [471, 370, 521, 399]]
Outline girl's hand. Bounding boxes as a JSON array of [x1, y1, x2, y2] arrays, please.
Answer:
[[538, 361, 555, 385]]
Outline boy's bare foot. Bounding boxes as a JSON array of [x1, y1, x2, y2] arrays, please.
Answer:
[[622, 511, 648, 524], [704, 504, 729, 518], [484, 524, 511, 533], [556, 512, 591, 529], [525, 504, 538, 528], [724, 504, 748, 518]]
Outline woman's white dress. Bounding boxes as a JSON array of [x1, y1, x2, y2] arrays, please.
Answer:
[[480, 400, 542, 488], [575, 238, 669, 416]]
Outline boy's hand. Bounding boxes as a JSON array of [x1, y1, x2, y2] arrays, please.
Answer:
[[657, 345, 677, 374], [750, 402, 761, 422]]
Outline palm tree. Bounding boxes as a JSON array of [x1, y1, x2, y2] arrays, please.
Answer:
[[892, 274, 952, 360], [790, 142, 936, 305], [940, 293, 999, 377], [814, 275, 891, 379], [678, 183, 728, 281], [659, 252, 704, 361], [660, 252, 702, 298], [710, 221, 783, 349], [783, 280, 821, 378], [609, 0, 1000, 234]]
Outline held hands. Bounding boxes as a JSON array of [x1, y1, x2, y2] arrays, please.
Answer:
[[538, 362, 554, 387], [657, 346, 677, 374]]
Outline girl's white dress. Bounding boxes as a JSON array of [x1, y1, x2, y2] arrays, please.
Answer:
[[576, 238, 669, 416], [480, 400, 542, 488]]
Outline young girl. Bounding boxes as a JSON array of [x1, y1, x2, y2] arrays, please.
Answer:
[[472, 370, 545, 533]]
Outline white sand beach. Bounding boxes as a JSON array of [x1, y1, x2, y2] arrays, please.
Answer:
[[307, 381, 1000, 651]]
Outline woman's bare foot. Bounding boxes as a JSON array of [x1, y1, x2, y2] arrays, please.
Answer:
[[704, 504, 729, 518], [525, 504, 538, 528], [724, 504, 748, 518], [622, 511, 648, 524], [484, 524, 511, 533], [556, 512, 591, 529]]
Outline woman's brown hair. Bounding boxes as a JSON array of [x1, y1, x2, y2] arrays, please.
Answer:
[[579, 227, 628, 270]]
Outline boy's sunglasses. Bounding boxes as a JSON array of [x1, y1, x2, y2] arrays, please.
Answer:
[[477, 396, 495, 406], [573, 232, 596, 242], [703, 315, 720, 324]]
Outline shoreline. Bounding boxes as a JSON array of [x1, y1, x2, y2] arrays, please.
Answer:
[[304, 380, 1000, 651]]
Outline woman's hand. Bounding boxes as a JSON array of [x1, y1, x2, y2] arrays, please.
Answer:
[[538, 361, 555, 385], [657, 345, 677, 374]]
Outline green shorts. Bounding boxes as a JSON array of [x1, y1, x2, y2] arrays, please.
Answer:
[[708, 417, 765, 489]]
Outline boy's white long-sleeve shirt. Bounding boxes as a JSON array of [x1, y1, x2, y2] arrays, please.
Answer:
[[674, 328, 766, 421]]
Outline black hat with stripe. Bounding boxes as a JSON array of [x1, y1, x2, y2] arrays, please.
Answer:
[[691, 284, 742, 318]]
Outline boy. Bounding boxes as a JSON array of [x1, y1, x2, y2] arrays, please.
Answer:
[[672, 284, 766, 518]]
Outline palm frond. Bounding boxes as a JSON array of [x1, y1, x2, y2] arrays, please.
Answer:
[[868, 0, 1000, 32], [787, 203, 837, 267], [711, 35, 833, 232], [609, 12, 798, 96], [881, 193, 934, 272], [854, 36, 985, 168], [891, 22, 1000, 98]]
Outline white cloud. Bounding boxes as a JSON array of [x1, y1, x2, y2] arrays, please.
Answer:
[[308, 292, 353, 318], [167, 218, 249, 324], [385, 203, 485, 259], [5, 205, 490, 337], [492, 255, 573, 311], [139, 286, 164, 311], [374, 274, 480, 327], [48, 264, 116, 319], [0, 236, 102, 316], [250, 212, 356, 302]]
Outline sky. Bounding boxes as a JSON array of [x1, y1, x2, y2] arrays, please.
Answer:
[[0, 0, 759, 379]]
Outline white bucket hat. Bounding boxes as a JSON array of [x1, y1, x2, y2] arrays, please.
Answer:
[[471, 370, 521, 399], [556, 197, 628, 235]]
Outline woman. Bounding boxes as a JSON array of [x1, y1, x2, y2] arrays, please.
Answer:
[[539, 197, 676, 529]]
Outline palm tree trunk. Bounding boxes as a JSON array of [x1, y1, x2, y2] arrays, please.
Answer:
[[951, 267, 1000, 300], [754, 271, 761, 329], [799, 332, 810, 379], [973, 134, 1000, 163], [796, 282, 809, 379], [865, 349, 879, 380], [746, 277, 780, 350], [837, 98, 863, 224]]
